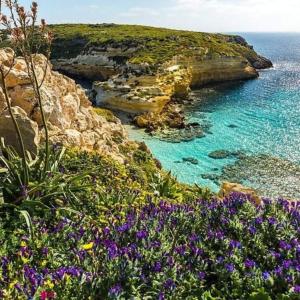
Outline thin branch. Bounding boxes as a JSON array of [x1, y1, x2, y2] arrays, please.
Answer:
[[0, 65, 29, 184]]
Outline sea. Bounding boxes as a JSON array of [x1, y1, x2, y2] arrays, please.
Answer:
[[127, 33, 300, 199]]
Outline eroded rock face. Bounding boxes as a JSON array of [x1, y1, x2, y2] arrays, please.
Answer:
[[0, 48, 128, 161], [93, 65, 191, 114], [52, 54, 119, 81], [187, 57, 258, 87]]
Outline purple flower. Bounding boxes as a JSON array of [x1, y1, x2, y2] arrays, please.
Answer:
[[225, 263, 235, 273], [293, 286, 300, 294], [244, 259, 256, 269], [274, 266, 283, 277], [117, 223, 131, 233], [262, 271, 270, 280], [103, 240, 119, 259], [175, 245, 186, 256], [150, 241, 161, 249], [164, 278, 175, 290], [267, 217, 277, 225], [158, 291, 165, 300], [216, 256, 224, 264], [229, 240, 241, 249], [136, 230, 148, 240], [279, 240, 292, 251], [249, 225, 257, 235], [282, 259, 292, 269], [109, 283, 122, 296], [167, 256, 174, 267], [103, 227, 110, 235], [198, 272, 206, 280], [152, 261, 162, 273], [255, 217, 263, 225], [189, 233, 198, 242]]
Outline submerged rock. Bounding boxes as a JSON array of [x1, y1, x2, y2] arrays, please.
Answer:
[[209, 150, 232, 159], [219, 154, 300, 199], [227, 124, 239, 128], [183, 157, 199, 165], [208, 150, 246, 160], [201, 173, 219, 182], [157, 126, 205, 143]]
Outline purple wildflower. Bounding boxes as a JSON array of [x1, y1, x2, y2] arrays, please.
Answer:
[[229, 240, 241, 249], [164, 278, 175, 290], [262, 271, 270, 280], [225, 263, 235, 273], [249, 225, 257, 235], [244, 259, 256, 269], [293, 286, 300, 294], [279, 240, 292, 251], [136, 230, 148, 240], [109, 283, 122, 297], [198, 272, 206, 280]]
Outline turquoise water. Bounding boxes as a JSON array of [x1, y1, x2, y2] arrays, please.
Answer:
[[127, 33, 300, 197]]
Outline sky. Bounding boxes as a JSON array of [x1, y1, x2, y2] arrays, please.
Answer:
[[18, 0, 300, 32]]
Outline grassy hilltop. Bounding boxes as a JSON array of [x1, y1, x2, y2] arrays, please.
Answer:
[[49, 23, 265, 66]]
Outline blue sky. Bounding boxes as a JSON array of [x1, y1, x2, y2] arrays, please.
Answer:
[[19, 0, 300, 32]]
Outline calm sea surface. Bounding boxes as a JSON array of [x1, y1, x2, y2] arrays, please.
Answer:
[[127, 33, 300, 199]]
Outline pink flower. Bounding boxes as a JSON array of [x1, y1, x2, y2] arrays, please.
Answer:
[[40, 290, 56, 300]]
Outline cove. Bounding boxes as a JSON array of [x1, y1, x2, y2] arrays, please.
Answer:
[[126, 33, 300, 199]]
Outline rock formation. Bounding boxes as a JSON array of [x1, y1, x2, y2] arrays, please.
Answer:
[[0, 48, 128, 161], [93, 65, 191, 114], [45, 24, 272, 132]]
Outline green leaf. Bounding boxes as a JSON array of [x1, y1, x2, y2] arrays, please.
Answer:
[[248, 289, 272, 300], [19, 210, 34, 239]]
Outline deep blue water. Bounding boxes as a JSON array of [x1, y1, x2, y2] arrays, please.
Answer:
[[127, 33, 300, 198]]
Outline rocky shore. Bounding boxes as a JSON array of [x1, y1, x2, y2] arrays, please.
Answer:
[[48, 24, 272, 138]]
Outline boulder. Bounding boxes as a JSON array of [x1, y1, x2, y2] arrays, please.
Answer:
[[0, 106, 40, 155], [218, 182, 261, 205]]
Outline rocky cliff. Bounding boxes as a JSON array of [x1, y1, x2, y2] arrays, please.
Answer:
[[0, 48, 128, 161], [48, 24, 272, 119]]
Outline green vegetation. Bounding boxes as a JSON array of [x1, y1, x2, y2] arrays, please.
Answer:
[[93, 107, 118, 123], [49, 24, 259, 66], [0, 148, 299, 299]]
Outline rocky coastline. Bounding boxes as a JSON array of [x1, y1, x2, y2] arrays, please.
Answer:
[[0, 24, 274, 164], [48, 24, 272, 140]]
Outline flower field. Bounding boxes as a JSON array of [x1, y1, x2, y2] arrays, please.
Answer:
[[1, 181, 299, 299]]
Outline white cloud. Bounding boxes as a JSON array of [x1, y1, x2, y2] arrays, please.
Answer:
[[119, 7, 160, 18], [163, 0, 300, 32]]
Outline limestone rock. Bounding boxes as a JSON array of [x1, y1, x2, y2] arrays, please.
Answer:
[[0, 106, 40, 155], [218, 182, 261, 205], [0, 48, 128, 161]]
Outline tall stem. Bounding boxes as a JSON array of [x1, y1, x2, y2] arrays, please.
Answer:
[[29, 55, 50, 173], [0, 68, 29, 185]]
